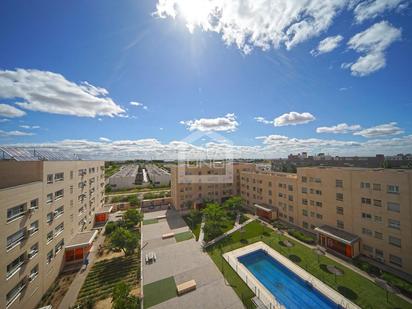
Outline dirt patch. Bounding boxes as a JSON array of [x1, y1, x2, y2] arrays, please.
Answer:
[[37, 271, 78, 308], [94, 297, 112, 309]]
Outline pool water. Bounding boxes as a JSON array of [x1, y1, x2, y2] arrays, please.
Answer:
[[238, 249, 337, 309]]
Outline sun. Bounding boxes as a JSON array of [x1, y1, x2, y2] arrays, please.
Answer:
[[176, 0, 211, 31]]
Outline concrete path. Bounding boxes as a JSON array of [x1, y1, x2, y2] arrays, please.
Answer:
[[234, 213, 240, 226], [58, 231, 105, 309], [106, 189, 170, 197], [203, 217, 255, 248], [198, 216, 205, 243], [142, 210, 243, 309]]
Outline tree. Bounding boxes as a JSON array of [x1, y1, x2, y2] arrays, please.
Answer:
[[202, 203, 226, 240], [111, 282, 139, 309], [109, 227, 139, 255], [186, 209, 202, 229], [222, 196, 243, 215], [123, 209, 143, 228]]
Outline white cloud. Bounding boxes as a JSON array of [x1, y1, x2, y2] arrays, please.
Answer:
[[155, 0, 349, 53], [274, 112, 316, 127], [311, 35, 344, 56], [180, 113, 238, 132], [0, 69, 125, 118], [0, 119, 10, 123], [0, 130, 34, 137], [354, 122, 404, 137], [19, 125, 40, 129], [99, 137, 111, 142], [316, 123, 362, 134], [130, 101, 148, 110], [254, 116, 273, 125], [0, 103, 26, 118], [343, 21, 401, 76], [354, 0, 408, 23]]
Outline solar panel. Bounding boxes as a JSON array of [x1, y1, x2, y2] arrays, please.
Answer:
[[0, 146, 80, 161]]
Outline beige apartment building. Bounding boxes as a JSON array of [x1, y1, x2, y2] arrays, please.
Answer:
[[0, 148, 105, 309], [171, 163, 412, 275]]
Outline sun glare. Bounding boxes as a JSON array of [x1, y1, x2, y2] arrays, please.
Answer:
[[176, 0, 210, 32]]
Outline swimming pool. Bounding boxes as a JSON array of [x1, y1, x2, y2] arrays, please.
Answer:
[[238, 249, 337, 309]]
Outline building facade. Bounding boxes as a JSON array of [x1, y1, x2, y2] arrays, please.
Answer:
[[171, 163, 412, 275], [0, 155, 105, 309]]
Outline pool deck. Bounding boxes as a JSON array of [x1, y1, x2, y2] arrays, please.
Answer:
[[223, 241, 361, 309]]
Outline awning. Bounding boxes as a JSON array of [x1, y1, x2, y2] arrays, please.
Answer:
[[95, 205, 113, 214], [253, 204, 272, 212], [315, 225, 359, 245], [66, 230, 98, 249]]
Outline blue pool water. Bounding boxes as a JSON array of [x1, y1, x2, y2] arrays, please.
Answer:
[[238, 250, 337, 309]]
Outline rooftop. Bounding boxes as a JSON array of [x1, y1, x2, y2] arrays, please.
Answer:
[[66, 230, 98, 249], [315, 225, 359, 245], [0, 146, 80, 161]]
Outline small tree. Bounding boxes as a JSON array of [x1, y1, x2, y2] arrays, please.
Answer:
[[186, 209, 202, 229], [105, 221, 118, 235], [202, 203, 226, 240], [222, 196, 243, 216], [110, 227, 139, 255], [123, 209, 143, 228], [111, 282, 139, 309]]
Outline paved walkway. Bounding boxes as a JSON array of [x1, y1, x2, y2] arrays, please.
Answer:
[[198, 216, 205, 243], [203, 217, 256, 248], [142, 209, 243, 309], [59, 231, 105, 309]]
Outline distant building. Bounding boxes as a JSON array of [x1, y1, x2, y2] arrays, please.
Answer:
[[0, 147, 105, 309], [146, 164, 171, 187], [108, 164, 140, 189]]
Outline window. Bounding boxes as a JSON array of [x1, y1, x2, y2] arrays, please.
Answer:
[[288, 185, 293, 191], [363, 244, 373, 253], [302, 221, 309, 228], [375, 249, 384, 258], [387, 184, 400, 194], [336, 206, 344, 215], [316, 213, 323, 219], [55, 189, 64, 200], [7, 203, 26, 222], [389, 255, 402, 267], [6, 279, 26, 307], [361, 182, 370, 189], [310, 211, 315, 217], [362, 228, 372, 236], [70, 185, 73, 194], [55, 223, 64, 236], [268, 181, 272, 186], [362, 212, 372, 220], [7, 253, 26, 279], [46, 250, 54, 263], [302, 209, 308, 216], [316, 201, 322, 207], [374, 231, 383, 239], [302, 198, 308, 205], [29, 265, 39, 282], [46, 193, 53, 204], [301, 176, 307, 183], [336, 193, 343, 201], [28, 243, 39, 259], [387, 202, 400, 213], [336, 179, 343, 188], [373, 199, 382, 207], [288, 195, 293, 201], [288, 205, 293, 211], [314, 178, 321, 183], [46, 212, 53, 223], [55, 206, 64, 218], [47, 174, 53, 184], [361, 197, 371, 204], [373, 183, 381, 191], [301, 187, 307, 194], [315, 189, 322, 195], [337, 220, 344, 229], [374, 215, 382, 223], [55, 239, 64, 254], [30, 198, 39, 210], [29, 221, 39, 234], [7, 228, 26, 250], [389, 236, 401, 247], [54, 172, 64, 181], [70, 171, 74, 179], [388, 219, 400, 230], [47, 231, 54, 242]]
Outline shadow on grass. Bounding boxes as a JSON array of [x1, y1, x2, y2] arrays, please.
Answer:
[[288, 255, 302, 264], [240, 239, 249, 244], [337, 286, 358, 301]]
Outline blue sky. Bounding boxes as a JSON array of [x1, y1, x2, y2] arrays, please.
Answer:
[[0, 0, 412, 159]]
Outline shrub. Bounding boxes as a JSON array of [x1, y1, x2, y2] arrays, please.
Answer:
[[288, 229, 315, 244], [382, 272, 412, 297], [105, 221, 118, 235], [353, 259, 382, 277]]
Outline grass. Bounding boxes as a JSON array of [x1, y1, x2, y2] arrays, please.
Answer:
[[105, 164, 121, 178], [108, 187, 170, 196], [143, 276, 177, 308], [143, 218, 158, 225], [76, 254, 140, 305], [382, 271, 412, 297], [206, 220, 411, 309], [174, 231, 194, 242]]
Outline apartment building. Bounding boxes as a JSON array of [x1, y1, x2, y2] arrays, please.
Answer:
[[146, 164, 171, 187], [171, 162, 412, 275], [170, 162, 254, 210], [0, 147, 105, 309]]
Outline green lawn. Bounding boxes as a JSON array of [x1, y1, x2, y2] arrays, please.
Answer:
[[143, 277, 177, 308], [207, 220, 411, 309], [76, 254, 140, 305], [174, 231, 194, 242], [143, 219, 158, 225]]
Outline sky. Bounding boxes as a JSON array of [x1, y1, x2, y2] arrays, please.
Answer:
[[0, 0, 412, 159]]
